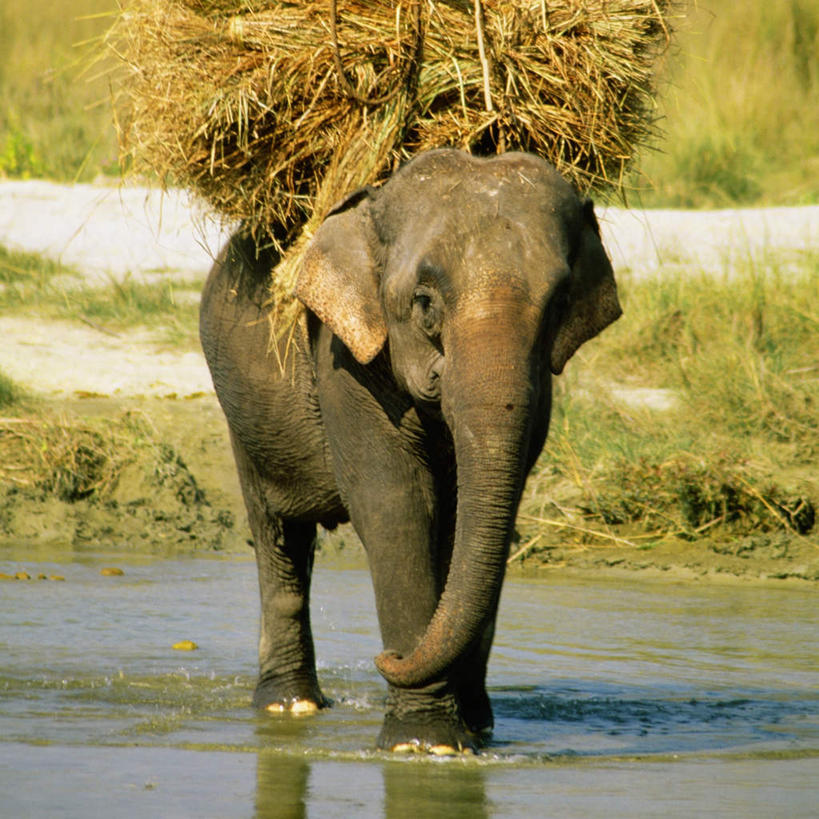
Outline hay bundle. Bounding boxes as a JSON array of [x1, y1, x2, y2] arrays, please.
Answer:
[[109, 0, 672, 330]]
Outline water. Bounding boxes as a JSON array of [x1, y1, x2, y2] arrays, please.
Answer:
[[1, 550, 817, 817]]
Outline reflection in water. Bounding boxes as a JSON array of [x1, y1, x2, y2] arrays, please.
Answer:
[[254, 750, 490, 819], [1, 553, 818, 817], [255, 752, 310, 819], [381, 761, 488, 819]]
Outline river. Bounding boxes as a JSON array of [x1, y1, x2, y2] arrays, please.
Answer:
[[1, 548, 817, 817]]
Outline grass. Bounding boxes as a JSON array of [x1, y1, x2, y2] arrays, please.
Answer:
[[631, 0, 819, 206], [0, 0, 118, 181], [63, 277, 201, 347], [518, 250, 819, 553], [0, 243, 73, 291], [0, 0, 817, 207], [0, 243, 200, 347], [0, 408, 236, 553], [0, 414, 142, 501], [0, 369, 24, 410], [0, 410, 197, 505], [107, 0, 670, 238]]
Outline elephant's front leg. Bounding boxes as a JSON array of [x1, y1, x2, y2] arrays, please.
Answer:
[[454, 612, 497, 741], [231, 435, 325, 714], [363, 496, 476, 754], [354, 469, 477, 754], [432, 491, 496, 744], [317, 353, 476, 753]]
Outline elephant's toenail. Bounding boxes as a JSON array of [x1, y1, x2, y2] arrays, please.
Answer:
[[391, 741, 421, 754], [428, 744, 461, 756], [290, 700, 319, 716]]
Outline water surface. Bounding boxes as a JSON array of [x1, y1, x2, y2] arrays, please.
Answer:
[[1, 549, 817, 817]]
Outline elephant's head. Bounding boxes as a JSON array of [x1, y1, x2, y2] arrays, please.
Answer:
[[296, 149, 620, 688]]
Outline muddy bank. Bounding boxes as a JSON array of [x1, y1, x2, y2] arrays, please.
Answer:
[[513, 532, 819, 585], [0, 396, 248, 556], [2, 394, 816, 585]]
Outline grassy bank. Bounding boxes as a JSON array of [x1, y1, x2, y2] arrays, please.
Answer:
[[0, 370, 241, 552], [1, 240, 817, 575], [0, 369, 24, 410], [516, 250, 818, 571], [1, 1, 818, 206]]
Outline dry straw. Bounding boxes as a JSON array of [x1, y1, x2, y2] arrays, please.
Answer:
[[107, 0, 673, 335]]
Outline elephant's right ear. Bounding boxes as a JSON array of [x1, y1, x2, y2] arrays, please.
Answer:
[[549, 198, 621, 375], [295, 198, 387, 365]]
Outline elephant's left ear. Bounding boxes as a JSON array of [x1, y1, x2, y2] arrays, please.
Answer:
[[550, 199, 622, 375], [295, 196, 387, 365]]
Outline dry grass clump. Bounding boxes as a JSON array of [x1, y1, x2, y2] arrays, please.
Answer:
[[0, 413, 240, 550], [582, 455, 816, 538], [108, 0, 672, 320], [0, 416, 143, 501], [0, 413, 207, 505]]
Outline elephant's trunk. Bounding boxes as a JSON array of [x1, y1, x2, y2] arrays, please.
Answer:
[[375, 311, 535, 688]]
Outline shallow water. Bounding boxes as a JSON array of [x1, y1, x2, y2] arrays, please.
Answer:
[[1, 549, 817, 817]]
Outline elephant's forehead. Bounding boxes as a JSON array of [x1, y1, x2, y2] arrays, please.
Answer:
[[399, 149, 572, 201], [405, 166, 560, 209], [386, 216, 565, 314]]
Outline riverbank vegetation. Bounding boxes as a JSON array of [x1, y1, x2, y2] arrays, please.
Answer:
[[1, 243, 817, 577], [516, 250, 818, 574], [0, 380, 241, 551], [1, 1, 817, 206]]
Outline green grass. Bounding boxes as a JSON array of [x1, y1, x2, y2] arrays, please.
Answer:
[[0, 0, 118, 181], [0, 369, 24, 410], [1, 0, 818, 206], [631, 0, 819, 206], [521, 251, 819, 546], [64, 277, 201, 345], [0, 243, 200, 347], [0, 243, 79, 295]]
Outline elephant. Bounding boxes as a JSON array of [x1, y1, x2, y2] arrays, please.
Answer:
[[199, 148, 621, 753]]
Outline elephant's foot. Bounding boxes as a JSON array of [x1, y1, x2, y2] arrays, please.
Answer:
[[377, 712, 481, 755], [458, 686, 494, 741], [391, 740, 475, 756], [376, 687, 485, 755], [252, 671, 327, 715]]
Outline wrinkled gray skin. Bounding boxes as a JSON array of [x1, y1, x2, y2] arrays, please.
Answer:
[[199, 149, 621, 752]]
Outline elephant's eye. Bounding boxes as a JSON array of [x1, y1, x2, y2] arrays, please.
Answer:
[[414, 291, 432, 312], [412, 286, 442, 337]]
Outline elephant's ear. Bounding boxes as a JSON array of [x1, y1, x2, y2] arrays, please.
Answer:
[[550, 199, 622, 375], [295, 194, 387, 365]]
